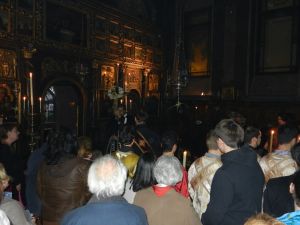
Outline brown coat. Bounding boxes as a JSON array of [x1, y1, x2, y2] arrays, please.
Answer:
[[37, 156, 91, 223], [134, 187, 201, 225]]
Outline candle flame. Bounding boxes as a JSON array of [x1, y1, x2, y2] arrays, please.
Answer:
[[271, 130, 275, 135], [29, 72, 32, 78], [129, 99, 132, 103], [39, 97, 42, 101], [23, 96, 26, 100]]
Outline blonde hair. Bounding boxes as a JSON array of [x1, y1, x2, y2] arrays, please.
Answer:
[[244, 213, 284, 225], [0, 163, 9, 181]]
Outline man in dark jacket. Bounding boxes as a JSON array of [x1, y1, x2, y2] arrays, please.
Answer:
[[263, 142, 300, 217], [202, 119, 265, 225], [61, 155, 148, 225], [135, 110, 161, 156]]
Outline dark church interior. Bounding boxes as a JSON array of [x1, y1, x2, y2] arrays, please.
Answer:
[[0, 0, 300, 224]]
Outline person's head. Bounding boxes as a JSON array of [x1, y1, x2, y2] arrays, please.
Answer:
[[214, 119, 244, 153], [206, 130, 219, 150], [289, 170, 300, 209], [119, 125, 135, 146], [291, 143, 300, 167], [132, 152, 156, 192], [244, 213, 284, 225], [44, 128, 78, 165], [227, 111, 246, 128], [77, 136, 93, 159], [0, 124, 19, 145], [113, 106, 125, 119], [161, 130, 178, 155], [88, 155, 127, 198], [244, 126, 262, 148], [278, 124, 298, 147], [135, 110, 148, 125], [277, 112, 295, 126], [153, 155, 182, 186]]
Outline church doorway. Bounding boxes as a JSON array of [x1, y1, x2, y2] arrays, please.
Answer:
[[42, 78, 86, 136]]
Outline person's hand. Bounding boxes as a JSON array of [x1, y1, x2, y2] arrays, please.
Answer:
[[16, 184, 21, 192]]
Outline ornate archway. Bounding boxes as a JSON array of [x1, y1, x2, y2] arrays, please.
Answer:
[[41, 77, 87, 135]]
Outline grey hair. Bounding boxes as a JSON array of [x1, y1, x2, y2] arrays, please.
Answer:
[[88, 155, 127, 198], [153, 155, 183, 186]]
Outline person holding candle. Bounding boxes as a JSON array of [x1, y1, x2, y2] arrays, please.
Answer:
[[259, 124, 298, 183], [161, 131, 189, 198], [201, 119, 264, 225], [188, 130, 222, 219]]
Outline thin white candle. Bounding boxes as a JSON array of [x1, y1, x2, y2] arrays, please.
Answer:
[[22, 96, 26, 113], [269, 130, 275, 153], [38, 97, 42, 113], [129, 99, 132, 111], [183, 150, 187, 168], [29, 72, 34, 113]]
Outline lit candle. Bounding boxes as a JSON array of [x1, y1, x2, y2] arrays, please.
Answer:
[[29, 72, 34, 113], [120, 99, 123, 105], [183, 150, 187, 168], [269, 130, 275, 153], [129, 99, 132, 110], [22, 96, 26, 113], [38, 97, 42, 113]]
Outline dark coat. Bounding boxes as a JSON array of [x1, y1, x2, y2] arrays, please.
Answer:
[[263, 174, 294, 217], [37, 156, 91, 223], [61, 195, 148, 225], [202, 148, 265, 225], [0, 143, 23, 185], [136, 124, 161, 156]]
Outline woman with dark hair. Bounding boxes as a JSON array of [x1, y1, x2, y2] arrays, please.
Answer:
[[123, 152, 156, 203], [37, 129, 91, 225], [131, 152, 156, 192], [0, 123, 23, 201]]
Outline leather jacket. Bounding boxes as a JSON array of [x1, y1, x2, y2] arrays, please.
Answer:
[[37, 156, 91, 222]]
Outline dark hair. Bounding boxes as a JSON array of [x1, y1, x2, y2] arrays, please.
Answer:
[[278, 124, 298, 145], [0, 123, 18, 141], [291, 143, 300, 166], [244, 126, 260, 144], [44, 129, 78, 165], [135, 110, 149, 123], [292, 170, 300, 207], [206, 130, 218, 150], [214, 119, 244, 149], [131, 152, 156, 192], [119, 125, 135, 145], [161, 130, 178, 153], [278, 112, 295, 125]]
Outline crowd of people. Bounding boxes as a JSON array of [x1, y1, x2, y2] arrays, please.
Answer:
[[0, 108, 300, 225]]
